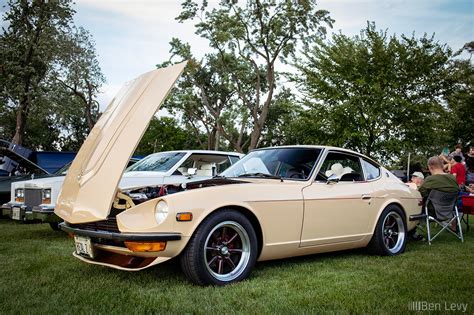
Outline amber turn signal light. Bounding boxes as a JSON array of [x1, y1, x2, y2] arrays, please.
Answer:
[[176, 212, 193, 221], [124, 241, 167, 252]]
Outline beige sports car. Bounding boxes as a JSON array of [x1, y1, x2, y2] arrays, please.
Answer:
[[56, 62, 422, 285]]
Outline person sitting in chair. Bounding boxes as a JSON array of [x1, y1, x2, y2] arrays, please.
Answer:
[[419, 156, 459, 199], [419, 156, 460, 231], [450, 155, 466, 188], [406, 171, 424, 190]]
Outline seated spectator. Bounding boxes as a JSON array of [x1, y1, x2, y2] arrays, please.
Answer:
[[419, 156, 460, 231], [450, 155, 466, 188], [407, 171, 424, 190], [466, 184, 474, 194], [449, 144, 465, 163], [419, 156, 459, 198], [441, 144, 465, 172], [466, 146, 474, 185]]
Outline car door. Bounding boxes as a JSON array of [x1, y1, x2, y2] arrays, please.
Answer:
[[300, 151, 373, 247]]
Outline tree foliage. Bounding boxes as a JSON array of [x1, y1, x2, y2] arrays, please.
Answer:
[[293, 23, 458, 162], [135, 116, 205, 156], [173, 0, 332, 152], [446, 42, 474, 148], [0, 0, 104, 150]]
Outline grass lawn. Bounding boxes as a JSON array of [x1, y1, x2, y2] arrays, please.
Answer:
[[0, 219, 473, 314]]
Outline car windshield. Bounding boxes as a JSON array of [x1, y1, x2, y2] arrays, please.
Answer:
[[0, 151, 48, 177], [125, 152, 186, 173], [55, 162, 71, 175], [221, 147, 322, 180]]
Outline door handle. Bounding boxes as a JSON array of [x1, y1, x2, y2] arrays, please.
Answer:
[[361, 194, 372, 200]]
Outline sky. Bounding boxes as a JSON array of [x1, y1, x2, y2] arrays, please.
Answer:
[[3, 0, 474, 108]]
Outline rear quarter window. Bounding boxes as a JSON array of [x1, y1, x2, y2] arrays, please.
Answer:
[[362, 159, 381, 180]]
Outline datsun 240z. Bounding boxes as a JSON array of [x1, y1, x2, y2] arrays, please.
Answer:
[[55, 62, 422, 285]]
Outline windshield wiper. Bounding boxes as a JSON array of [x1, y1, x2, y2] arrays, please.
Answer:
[[238, 172, 283, 181], [212, 175, 226, 179]]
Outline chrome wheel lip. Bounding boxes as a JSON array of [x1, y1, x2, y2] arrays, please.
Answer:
[[382, 211, 405, 254], [204, 221, 251, 282]]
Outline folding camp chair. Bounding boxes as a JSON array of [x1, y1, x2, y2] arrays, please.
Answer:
[[413, 190, 464, 245]]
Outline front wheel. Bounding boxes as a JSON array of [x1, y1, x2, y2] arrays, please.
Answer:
[[368, 205, 407, 256], [180, 210, 258, 285]]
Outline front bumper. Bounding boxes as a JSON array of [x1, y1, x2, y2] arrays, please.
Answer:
[[59, 222, 181, 242], [60, 222, 185, 270], [32, 206, 61, 223], [1, 203, 29, 221], [1, 203, 60, 222], [1, 203, 12, 218]]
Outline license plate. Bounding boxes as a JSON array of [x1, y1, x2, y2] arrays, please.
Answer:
[[11, 207, 21, 220], [74, 236, 95, 258]]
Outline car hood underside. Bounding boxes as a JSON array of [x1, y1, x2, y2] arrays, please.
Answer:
[[55, 62, 187, 224]]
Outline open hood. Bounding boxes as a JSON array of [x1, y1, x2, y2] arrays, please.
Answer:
[[55, 62, 187, 223]]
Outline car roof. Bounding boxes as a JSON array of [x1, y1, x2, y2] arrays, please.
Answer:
[[147, 150, 244, 157], [252, 145, 381, 166]]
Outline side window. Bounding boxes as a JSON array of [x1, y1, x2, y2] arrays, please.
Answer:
[[229, 156, 240, 164], [315, 152, 364, 182], [362, 159, 381, 180], [175, 157, 194, 176], [216, 157, 232, 174]]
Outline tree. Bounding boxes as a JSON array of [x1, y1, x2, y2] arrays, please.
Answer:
[[0, 0, 75, 145], [175, 0, 333, 152], [135, 116, 205, 155], [446, 42, 474, 148], [259, 88, 301, 147], [158, 39, 241, 151], [54, 27, 105, 132], [293, 23, 454, 162]]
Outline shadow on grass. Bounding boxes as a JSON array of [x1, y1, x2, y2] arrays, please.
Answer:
[[63, 235, 463, 286]]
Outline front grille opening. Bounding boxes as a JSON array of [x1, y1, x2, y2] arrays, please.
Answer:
[[70, 216, 120, 233], [24, 188, 42, 208]]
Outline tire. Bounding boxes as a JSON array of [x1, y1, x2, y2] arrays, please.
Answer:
[[49, 222, 60, 231], [368, 205, 407, 256], [180, 209, 258, 285]]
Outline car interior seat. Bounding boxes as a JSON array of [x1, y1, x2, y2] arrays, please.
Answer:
[[325, 163, 344, 178], [196, 164, 213, 177]]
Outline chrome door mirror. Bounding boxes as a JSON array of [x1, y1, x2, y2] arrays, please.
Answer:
[[187, 168, 197, 176], [326, 174, 340, 185]]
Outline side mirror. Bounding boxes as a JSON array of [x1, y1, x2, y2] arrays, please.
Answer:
[[187, 168, 197, 176], [326, 174, 339, 185]]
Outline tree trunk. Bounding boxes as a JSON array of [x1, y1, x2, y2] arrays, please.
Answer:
[[12, 102, 28, 145], [85, 81, 96, 131], [11, 1, 46, 145], [214, 128, 220, 151], [207, 128, 216, 150], [248, 64, 275, 150], [84, 103, 94, 131]]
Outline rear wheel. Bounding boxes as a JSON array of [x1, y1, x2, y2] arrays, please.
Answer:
[[368, 205, 407, 256], [180, 210, 258, 285]]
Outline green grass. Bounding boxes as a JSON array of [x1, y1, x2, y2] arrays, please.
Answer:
[[0, 219, 473, 314]]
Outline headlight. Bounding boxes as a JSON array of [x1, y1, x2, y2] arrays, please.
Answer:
[[15, 189, 24, 202], [42, 189, 52, 204], [155, 200, 169, 224]]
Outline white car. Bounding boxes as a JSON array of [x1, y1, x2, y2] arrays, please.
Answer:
[[1, 150, 242, 229]]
